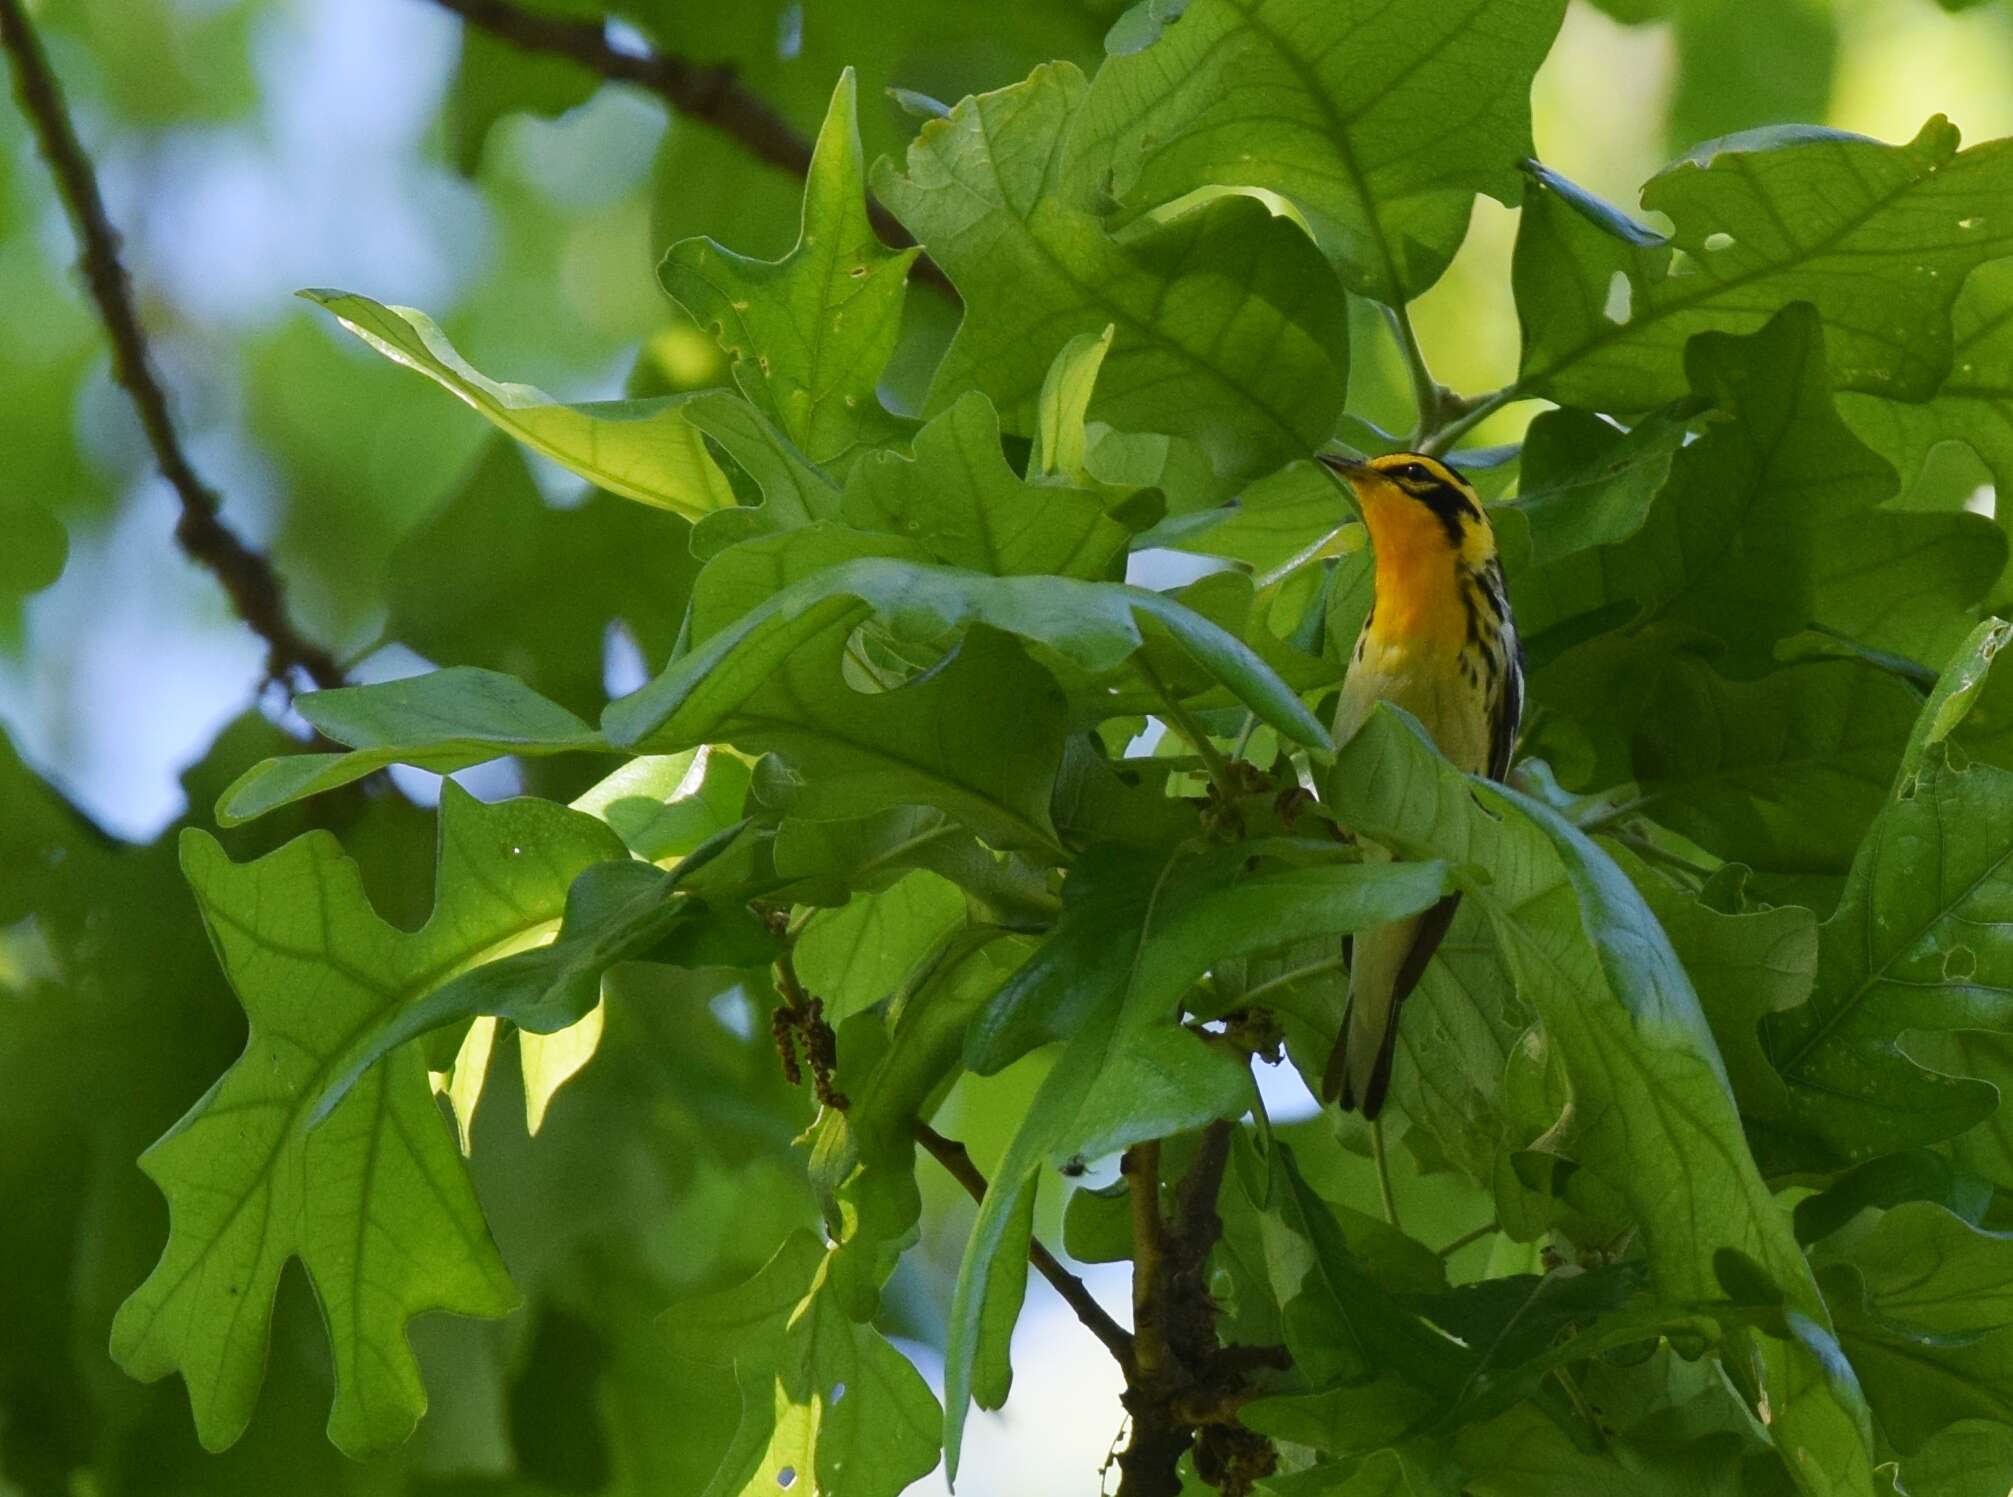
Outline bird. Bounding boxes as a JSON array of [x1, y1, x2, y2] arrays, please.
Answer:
[[1314, 451, 1524, 1119]]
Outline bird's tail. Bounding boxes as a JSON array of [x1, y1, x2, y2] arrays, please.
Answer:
[[1321, 894, 1462, 1119], [1321, 915, 1416, 1118]]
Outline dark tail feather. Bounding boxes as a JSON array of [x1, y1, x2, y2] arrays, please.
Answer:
[[1322, 894, 1463, 1119]]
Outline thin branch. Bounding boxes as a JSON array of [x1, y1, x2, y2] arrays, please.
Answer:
[[423, 0, 956, 296], [1124, 1141, 1169, 1377], [1438, 1218, 1499, 1258], [1134, 656, 1239, 810], [913, 1122, 1136, 1374], [0, 0, 345, 691], [1384, 303, 1442, 446], [1421, 379, 1524, 457]]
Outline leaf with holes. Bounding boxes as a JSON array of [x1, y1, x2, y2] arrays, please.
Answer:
[[1761, 746, 2013, 1157], [1514, 122, 2013, 410]]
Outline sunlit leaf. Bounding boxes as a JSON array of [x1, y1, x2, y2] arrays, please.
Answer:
[[111, 787, 631, 1454], [875, 62, 1349, 484], [661, 71, 918, 472], [1070, 0, 1568, 303], [302, 289, 739, 517], [1515, 121, 2013, 410]]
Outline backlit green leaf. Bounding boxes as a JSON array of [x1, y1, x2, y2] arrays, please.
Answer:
[[1070, 0, 1568, 303], [661, 71, 918, 472], [111, 787, 630, 1455], [1515, 121, 2013, 410], [875, 62, 1348, 485], [302, 290, 739, 517]]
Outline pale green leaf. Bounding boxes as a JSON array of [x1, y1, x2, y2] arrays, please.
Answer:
[[841, 390, 1136, 578], [216, 668, 604, 826], [302, 289, 739, 516], [661, 71, 918, 471], [111, 788, 630, 1455]]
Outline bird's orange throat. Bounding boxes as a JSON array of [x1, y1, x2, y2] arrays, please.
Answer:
[[1358, 490, 1469, 651]]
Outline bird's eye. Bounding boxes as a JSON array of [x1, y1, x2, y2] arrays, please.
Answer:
[[1393, 462, 1431, 483]]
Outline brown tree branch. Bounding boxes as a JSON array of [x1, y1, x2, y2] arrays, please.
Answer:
[[1117, 1123, 1282, 1497], [424, 0, 956, 296], [0, 0, 346, 691], [912, 1122, 1135, 1374]]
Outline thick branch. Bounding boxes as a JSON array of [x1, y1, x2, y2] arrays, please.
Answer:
[[913, 1122, 1135, 1374], [0, 0, 345, 691], [424, 0, 955, 296]]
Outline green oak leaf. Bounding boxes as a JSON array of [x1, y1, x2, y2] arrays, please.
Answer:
[[1901, 1420, 2013, 1497], [1495, 403, 1692, 638], [1821, 1203, 2013, 1452], [1513, 121, 2013, 410], [1840, 259, 2013, 605], [606, 529, 1073, 853], [940, 843, 1451, 1477], [572, 744, 755, 863], [216, 667, 605, 826], [1894, 616, 2013, 785], [1625, 862, 1815, 1156], [840, 390, 1137, 578], [663, 1231, 942, 1497], [1761, 745, 2013, 1157], [302, 290, 738, 518], [1069, 0, 1568, 304], [602, 546, 1332, 850], [1543, 305, 2001, 672], [1793, 1151, 1989, 1248], [111, 786, 632, 1455], [1331, 707, 1877, 1497], [1627, 655, 1922, 878], [660, 71, 917, 473], [794, 869, 969, 1021], [874, 62, 1348, 485]]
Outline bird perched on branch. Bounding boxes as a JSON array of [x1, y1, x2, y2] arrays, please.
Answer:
[[1315, 451, 1524, 1119]]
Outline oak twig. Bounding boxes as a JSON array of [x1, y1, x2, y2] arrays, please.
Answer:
[[422, 0, 955, 295], [913, 1122, 1135, 1372], [1116, 1124, 1282, 1497], [0, 0, 345, 691]]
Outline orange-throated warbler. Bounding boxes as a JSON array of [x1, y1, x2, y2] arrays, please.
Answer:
[[1315, 451, 1524, 1119]]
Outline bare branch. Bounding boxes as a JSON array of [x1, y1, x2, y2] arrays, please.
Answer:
[[0, 0, 346, 691], [913, 1122, 1135, 1374], [424, 0, 956, 296]]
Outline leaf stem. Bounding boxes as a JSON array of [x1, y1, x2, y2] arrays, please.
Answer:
[[1385, 303, 1443, 446], [1369, 1117, 1402, 1231], [1235, 955, 1351, 1011], [1421, 380, 1525, 456], [1438, 1219, 1500, 1258], [1134, 657, 1237, 806], [913, 1122, 1136, 1373]]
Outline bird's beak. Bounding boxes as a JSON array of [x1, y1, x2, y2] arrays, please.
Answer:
[[1315, 451, 1368, 476]]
